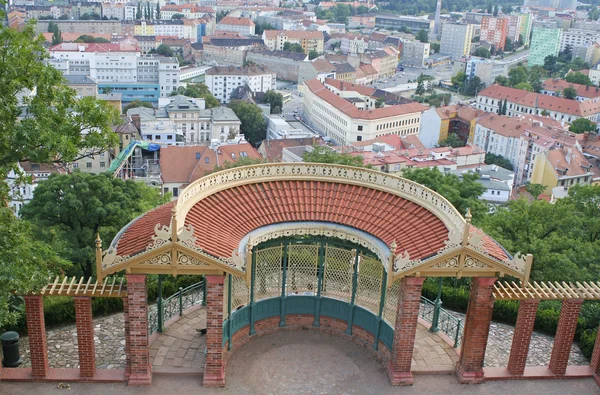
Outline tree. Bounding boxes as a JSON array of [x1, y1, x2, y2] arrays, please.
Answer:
[[464, 76, 485, 96], [170, 84, 219, 108], [514, 82, 534, 91], [303, 145, 365, 167], [171, 13, 184, 20], [21, 173, 168, 278], [375, 97, 385, 108], [504, 5, 513, 14], [504, 37, 514, 52], [263, 90, 283, 114], [487, 3, 493, 14], [493, 4, 498, 16], [415, 81, 426, 96], [502, 99, 508, 115], [559, 45, 572, 63], [563, 86, 578, 100], [437, 132, 465, 148], [227, 100, 267, 145], [155, 44, 175, 57], [484, 153, 513, 170], [569, 118, 597, 134], [472, 47, 491, 58], [494, 75, 510, 86], [401, 167, 487, 220], [497, 99, 504, 115], [430, 42, 440, 52], [136, 3, 142, 19], [156, 3, 160, 19], [308, 50, 319, 60], [508, 66, 528, 87], [525, 183, 546, 198], [332, 3, 351, 24], [356, 5, 369, 14], [51, 26, 62, 46], [416, 29, 429, 43], [543, 55, 560, 76], [0, 208, 69, 327], [283, 42, 304, 53], [566, 72, 593, 86], [451, 71, 467, 91], [47, 21, 57, 33]]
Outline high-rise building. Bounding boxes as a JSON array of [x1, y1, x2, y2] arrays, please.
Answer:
[[560, 29, 600, 52], [440, 23, 475, 60], [519, 13, 533, 46], [480, 16, 508, 50], [506, 15, 523, 43], [433, 0, 442, 40], [529, 26, 563, 66], [400, 40, 430, 68]]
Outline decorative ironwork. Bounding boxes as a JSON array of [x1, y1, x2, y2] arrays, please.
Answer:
[[383, 278, 402, 327], [419, 296, 463, 347], [431, 256, 460, 268], [493, 280, 600, 300], [231, 275, 250, 310], [322, 246, 354, 302], [39, 276, 126, 298], [464, 256, 493, 269], [223, 275, 229, 320], [255, 245, 283, 301], [287, 244, 319, 294], [145, 253, 172, 265], [355, 254, 385, 315], [147, 224, 171, 250], [148, 281, 205, 336], [177, 252, 210, 266]]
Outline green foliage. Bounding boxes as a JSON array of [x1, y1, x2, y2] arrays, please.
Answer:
[[484, 153, 513, 170], [75, 35, 110, 43], [171, 13, 184, 20], [494, 75, 509, 86], [401, 167, 486, 220], [415, 29, 428, 43], [80, 13, 102, 21], [308, 50, 319, 60], [514, 82, 534, 91], [170, 84, 219, 108], [227, 100, 267, 145], [263, 90, 283, 114], [569, 118, 597, 134], [463, 76, 485, 96], [214, 157, 266, 172], [154, 44, 175, 57], [566, 71, 593, 86], [562, 85, 578, 100], [451, 71, 466, 90], [255, 21, 273, 35], [375, 97, 385, 108], [437, 132, 465, 148], [525, 183, 546, 198], [21, 173, 169, 279], [303, 145, 365, 167], [123, 99, 154, 112], [283, 41, 304, 53], [430, 42, 440, 52], [472, 46, 491, 58], [216, 10, 227, 22]]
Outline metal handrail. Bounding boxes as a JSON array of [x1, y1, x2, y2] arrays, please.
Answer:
[[148, 281, 205, 336], [419, 296, 463, 347]]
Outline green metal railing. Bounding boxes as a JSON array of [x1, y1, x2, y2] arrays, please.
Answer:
[[148, 280, 206, 336], [419, 296, 463, 347]]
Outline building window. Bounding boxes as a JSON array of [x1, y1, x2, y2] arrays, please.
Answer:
[[172, 187, 179, 197], [357, 136, 362, 141], [358, 125, 363, 131], [100, 162, 105, 168]]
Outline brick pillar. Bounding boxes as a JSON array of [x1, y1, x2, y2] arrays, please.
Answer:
[[590, 325, 600, 386], [74, 297, 96, 378], [456, 277, 496, 384], [122, 296, 131, 380], [386, 277, 424, 386], [203, 275, 225, 388], [24, 296, 49, 378], [507, 299, 539, 375], [549, 299, 583, 375], [125, 274, 152, 386]]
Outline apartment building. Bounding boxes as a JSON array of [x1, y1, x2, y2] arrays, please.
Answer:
[[475, 84, 600, 124], [541, 78, 600, 102], [159, 4, 214, 20], [440, 23, 475, 60], [560, 29, 600, 52], [400, 40, 430, 68], [480, 16, 508, 50], [419, 104, 486, 148], [302, 78, 426, 145], [262, 30, 325, 53], [531, 147, 594, 196], [205, 65, 276, 103], [529, 26, 563, 66], [216, 16, 255, 36], [374, 15, 433, 34]]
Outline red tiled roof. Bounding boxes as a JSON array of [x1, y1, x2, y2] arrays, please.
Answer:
[[219, 16, 255, 26], [184, 181, 448, 260], [542, 78, 600, 99]]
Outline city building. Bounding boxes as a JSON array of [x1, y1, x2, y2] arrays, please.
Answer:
[[6, 162, 67, 215], [202, 37, 265, 67], [63, 75, 98, 98], [374, 15, 434, 34], [448, 165, 514, 204], [419, 104, 487, 148], [245, 50, 309, 83], [159, 4, 214, 20], [205, 65, 276, 103], [265, 114, 318, 140], [216, 16, 255, 36], [34, 20, 123, 35], [360, 48, 398, 78], [560, 29, 600, 52], [302, 78, 426, 145], [262, 30, 325, 53], [528, 26, 563, 66], [480, 16, 508, 50], [541, 78, 600, 102], [333, 63, 356, 83], [400, 40, 430, 68], [475, 84, 600, 124], [440, 23, 475, 60], [520, 13, 534, 46], [531, 147, 593, 196]]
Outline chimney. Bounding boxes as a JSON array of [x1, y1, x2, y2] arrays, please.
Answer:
[[131, 115, 141, 131]]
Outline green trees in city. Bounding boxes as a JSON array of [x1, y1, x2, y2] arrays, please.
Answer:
[[21, 173, 169, 279], [566, 72, 593, 86], [170, 84, 220, 108], [303, 146, 365, 167], [263, 90, 284, 114], [472, 47, 491, 58], [563, 85, 578, 100], [569, 118, 597, 134], [415, 29, 429, 43], [228, 100, 267, 145], [484, 153, 513, 170], [308, 50, 320, 60], [283, 42, 304, 53]]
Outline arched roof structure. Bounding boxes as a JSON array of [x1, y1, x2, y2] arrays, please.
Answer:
[[99, 163, 531, 285]]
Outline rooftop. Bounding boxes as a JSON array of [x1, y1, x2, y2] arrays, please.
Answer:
[[206, 65, 274, 76], [219, 16, 255, 26], [263, 30, 324, 40]]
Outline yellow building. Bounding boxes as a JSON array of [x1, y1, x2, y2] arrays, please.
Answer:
[[420, 104, 486, 146], [530, 148, 594, 196]]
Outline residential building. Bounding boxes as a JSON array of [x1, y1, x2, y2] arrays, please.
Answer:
[[302, 78, 427, 145], [159, 142, 261, 198], [205, 65, 276, 103], [333, 63, 356, 83], [216, 16, 255, 36], [258, 137, 323, 161], [265, 114, 318, 140], [134, 35, 160, 53], [34, 20, 122, 35], [340, 34, 369, 55], [480, 16, 508, 50], [520, 13, 534, 46], [541, 78, 600, 102], [159, 4, 214, 20], [560, 29, 600, 52], [531, 147, 593, 195], [401, 41, 430, 68], [299, 59, 336, 84], [374, 15, 434, 34], [262, 30, 325, 53], [63, 75, 97, 98], [246, 50, 309, 83], [475, 84, 600, 124], [506, 15, 524, 43], [440, 23, 475, 60], [529, 26, 563, 66], [449, 165, 514, 203], [360, 48, 398, 78], [202, 37, 265, 67], [6, 162, 67, 215], [419, 104, 486, 148]]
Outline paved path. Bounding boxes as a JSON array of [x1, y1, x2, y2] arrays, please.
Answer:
[[4, 330, 598, 395]]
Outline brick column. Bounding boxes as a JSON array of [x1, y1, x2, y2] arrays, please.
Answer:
[[549, 299, 583, 375], [122, 296, 131, 380], [24, 296, 49, 379], [203, 275, 225, 388], [456, 277, 496, 384], [74, 297, 96, 378], [507, 299, 540, 375], [386, 277, 424, 386], [125, 274, 152, 386], [590, 325, 600, 386]]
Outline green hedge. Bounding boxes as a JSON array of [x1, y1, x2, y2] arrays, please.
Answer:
[[422, 279, 599, 359]]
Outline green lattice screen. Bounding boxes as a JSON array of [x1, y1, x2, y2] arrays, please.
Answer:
[[287, 244, 319, 294], [355, 254, 384, 315], [322, 245, 354, 302], [231, 274, 250, 310], [255, 245, 283, 301], [383, 278, 402, 327], [223, 275, 229, 320]]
